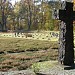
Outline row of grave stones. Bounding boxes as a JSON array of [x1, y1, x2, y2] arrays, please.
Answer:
[[0, 31, 59, 41], [32, 31, 59, 41], [0, 31, 75, 42]]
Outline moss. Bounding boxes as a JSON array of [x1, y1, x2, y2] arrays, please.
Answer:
[[31, 61, 58, 73]]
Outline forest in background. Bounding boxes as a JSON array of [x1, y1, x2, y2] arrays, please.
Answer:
[[0, 0, 75, 31]]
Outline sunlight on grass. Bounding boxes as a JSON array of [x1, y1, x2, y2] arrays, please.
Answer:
[[31, 61, 58, 73]]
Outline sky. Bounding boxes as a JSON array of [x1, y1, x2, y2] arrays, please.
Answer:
[[10, 0, 73, 5], [10, 0, 21, 5], [10, 0, 63, 4]]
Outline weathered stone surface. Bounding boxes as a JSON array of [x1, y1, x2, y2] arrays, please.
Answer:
[[36, 65, 75, 75], [53, 2, 75, 66], [0, 70, 36, 75]]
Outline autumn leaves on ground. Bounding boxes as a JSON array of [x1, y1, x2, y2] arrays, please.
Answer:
[[0, 38, 58, 71]]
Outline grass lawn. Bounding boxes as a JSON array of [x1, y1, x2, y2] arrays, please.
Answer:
[[0, 38, 58, 71], [0, 38, 75, 72]]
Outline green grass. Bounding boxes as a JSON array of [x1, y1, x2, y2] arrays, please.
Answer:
[[0, 38, 58, 52], [0, 38, 58, 71], [31, 61, 58, 73], [0, 37, 75, 72]]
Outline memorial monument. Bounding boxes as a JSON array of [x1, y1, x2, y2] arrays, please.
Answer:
[[53, 1, 75, 66]]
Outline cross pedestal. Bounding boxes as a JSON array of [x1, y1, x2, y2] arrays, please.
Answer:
[[58, 2, 75, 66]]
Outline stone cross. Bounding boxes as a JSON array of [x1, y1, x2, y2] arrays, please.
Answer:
[[53, 2, 75, 66]]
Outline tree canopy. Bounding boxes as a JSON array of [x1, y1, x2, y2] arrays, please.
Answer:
[[1, 0, 75, 31]]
